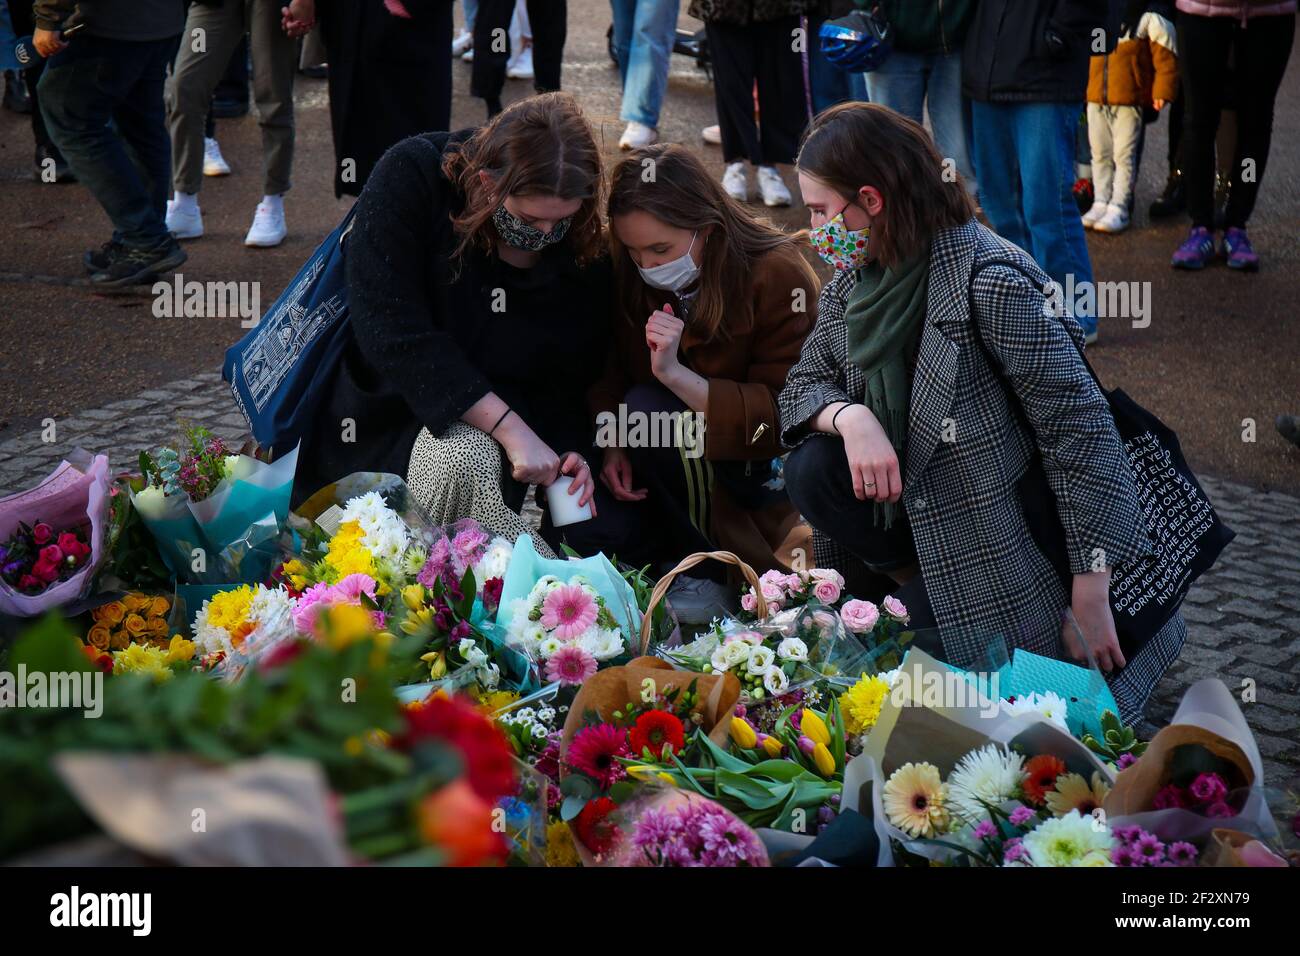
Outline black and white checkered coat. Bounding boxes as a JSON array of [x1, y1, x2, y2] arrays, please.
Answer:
[[778, 219, 1185, 722]]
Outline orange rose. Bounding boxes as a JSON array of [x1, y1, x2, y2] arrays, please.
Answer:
[[123, 613, 148, 637], [94, 601, 126, 626], [109, 630, 131, 651], [149, 617, 170, 639], [149, 595, 171, 619], [87, 624, 112, 651], [123, 593, 149, 613]]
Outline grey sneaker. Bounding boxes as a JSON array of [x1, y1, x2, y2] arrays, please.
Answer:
[[89, 238, 187, 288], [665, 574, 737, 625]]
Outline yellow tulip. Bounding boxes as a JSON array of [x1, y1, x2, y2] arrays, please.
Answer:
[[812, 741, 836, 777], [762, 736, 783, 758], [420, 650, 447, 679], [627, 765, 655, 782], [801, 709, 831, 747], [657, 773, 676, 786], [730, 716, 757, 750], [401, 584, 425, 611]]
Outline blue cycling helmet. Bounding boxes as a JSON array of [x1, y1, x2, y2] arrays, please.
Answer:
[[819, 9, 893, 74]]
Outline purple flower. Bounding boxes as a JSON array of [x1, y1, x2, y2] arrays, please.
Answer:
[[1002, 837, 1027, 864], [1112, 824, 1144, 845], [1134, 832, 1166, 864], [1205, 801, 1235, 819], [1152, 784, 1187, 810], [1009, 805, 1036, 827], [694, 803, 764, 866], [1116, 753, 1137, 770], [1112, 844, 1136, 866], [973, 819, 997, 840], [1168, 841, 1199, 866], [1189, 772, 1228, 806]]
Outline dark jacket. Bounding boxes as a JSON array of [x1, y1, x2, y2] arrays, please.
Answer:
[[294, 131, 612, 507], [857, 0, 976, 55], [34, 0, 186, 40], [689, 0, 816, 24], [963, 0, 1120, 103]]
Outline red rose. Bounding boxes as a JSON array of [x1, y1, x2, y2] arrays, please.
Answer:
[[32, 559, 60, 584], [18, 574, 41, 591], [40, 544, 63, 565], [57, 532, 81, 554], [31, 523, 52, 545]]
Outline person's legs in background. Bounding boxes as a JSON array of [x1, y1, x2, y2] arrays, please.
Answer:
[[924, 49, 976, 197], [750, 14, 804, 207], [523, 0, 564, 89], [39, 34, 186, 286], [1150, 94, 1185, 217], [970, 101, 1032, 258], [6, 0, 74, 182], [1091, 104, 1141, 234], [613, 0, 679, 148], [244, 0, 298, 248], [471, 0, 515, 116], [863, 49, 927, 122], [1218, 12, 1294, 271], [807, 17, 854, 112], [1172, 11, 1231, 270], [704, 19, 759, 202], [1083, 102, 1114, 229], [453, 0, 478, 55]]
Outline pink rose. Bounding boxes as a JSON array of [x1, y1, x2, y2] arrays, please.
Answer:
[[758, 569, 787, 586], [810, 568, 845, 588], [40, 544, 63, 565], [784, 573, 804, 592], [31, 523, 53, 546], [812, 578, 841, 605], [882, 595, 909, 621], [759, 581, 785, 603], [740, 591, 758, 613], [839, 599, 879, 634]]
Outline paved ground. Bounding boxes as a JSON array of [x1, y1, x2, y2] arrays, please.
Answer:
[[0, 4, 1296, 790]]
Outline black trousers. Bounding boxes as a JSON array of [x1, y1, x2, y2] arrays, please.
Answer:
[[1177, 11, 1295, 229], [471, 0, 566, 115], [704, 16, 807, 166]]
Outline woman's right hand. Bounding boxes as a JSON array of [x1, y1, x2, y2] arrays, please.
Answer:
[[837, 405, 902, 503], [496, 417, 560, 486], [599, 447, 648, 502]]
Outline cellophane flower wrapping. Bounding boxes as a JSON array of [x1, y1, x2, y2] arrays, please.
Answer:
[[595, 788, 770, 867], [0, 453, 112, 617]]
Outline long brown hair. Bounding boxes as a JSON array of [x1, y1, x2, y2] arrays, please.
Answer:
[[796, 102, 976, 269], [607, 144, 813, 343], [442, 92, 606, 265]]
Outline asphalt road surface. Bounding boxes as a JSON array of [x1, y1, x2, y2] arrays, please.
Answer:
[[0, 0, 1296, 495]]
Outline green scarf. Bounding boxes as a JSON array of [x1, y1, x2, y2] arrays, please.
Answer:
[[842, 249, 929, 527]]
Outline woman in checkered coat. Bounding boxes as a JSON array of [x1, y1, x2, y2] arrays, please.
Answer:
[[778, 103, 1185, 722]]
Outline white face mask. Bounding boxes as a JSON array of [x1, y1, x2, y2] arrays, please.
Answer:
[[636, 232, 700, 293]]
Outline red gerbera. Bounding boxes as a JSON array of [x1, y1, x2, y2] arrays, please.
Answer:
[[1022, 754, 1067, 805], [628, 710, 686, 760], [566, 723, 630, 789], [573, 796, 621, 856], [394, 694, 518, 802]]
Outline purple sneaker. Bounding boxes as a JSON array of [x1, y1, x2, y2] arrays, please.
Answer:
[[1171, 227, 1215, 270], [1221, 227, 1260, 272]]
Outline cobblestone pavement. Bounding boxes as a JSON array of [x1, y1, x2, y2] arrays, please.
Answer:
[[1, 374, 1296, 792]]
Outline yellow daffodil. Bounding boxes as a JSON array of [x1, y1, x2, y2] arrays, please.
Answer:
[[801, 709, 831, 746], [729, 716, 757, 749]]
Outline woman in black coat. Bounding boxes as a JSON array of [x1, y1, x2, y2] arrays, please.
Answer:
[[296, 92, 611, 555]]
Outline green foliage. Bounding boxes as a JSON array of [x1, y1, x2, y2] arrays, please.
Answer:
[[1081, 709, 1148, 764]]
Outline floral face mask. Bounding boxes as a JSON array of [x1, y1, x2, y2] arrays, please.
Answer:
[[809, 203, 872, 271], [492, 203, 572, 251]]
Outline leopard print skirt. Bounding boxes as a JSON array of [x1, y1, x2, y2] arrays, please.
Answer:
[[406, 422, 557, 559]]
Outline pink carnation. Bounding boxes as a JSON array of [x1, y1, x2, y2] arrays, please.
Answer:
[[451, 525, 490, 577], [840, 599, 879, 634]]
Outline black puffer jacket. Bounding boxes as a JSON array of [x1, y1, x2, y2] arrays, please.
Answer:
[[689, 0, 816, 23], [963, 0, 1121, 103]]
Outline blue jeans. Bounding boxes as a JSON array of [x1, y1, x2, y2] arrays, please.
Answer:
[[970, 100, 1096, 329], [39, 33, 179, 248], [610, 0, 680, 127], [462, 0, 478, 31], [865, 50, 975, 195]]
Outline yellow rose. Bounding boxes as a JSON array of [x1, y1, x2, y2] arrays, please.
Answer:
[[87, 624, 112, 651], [149, 595, 170, 618], [109, 630, 131, 651], [94, 601, 126, 626], [123, 593, 150, 613], [123, 613, 147, 637], [150, 617, 170, 639]]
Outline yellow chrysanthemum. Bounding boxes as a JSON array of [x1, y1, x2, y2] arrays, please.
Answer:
[[112, 643, 174, 682], [476, 689, 519, 713], [840, 673, 890, 737], [545, 821, 581, 868], [205, 585, 255, 632]]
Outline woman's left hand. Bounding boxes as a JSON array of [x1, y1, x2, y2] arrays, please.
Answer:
[[1062, 570, 1125, 673], [646, 304, 684, 382], [552, 452, 598, 515]]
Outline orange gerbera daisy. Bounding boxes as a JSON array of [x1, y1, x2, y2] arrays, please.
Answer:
[[1022, 754, 1067, 805]]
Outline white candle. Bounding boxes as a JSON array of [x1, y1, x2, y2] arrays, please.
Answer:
[[546, 476, 593, 527]]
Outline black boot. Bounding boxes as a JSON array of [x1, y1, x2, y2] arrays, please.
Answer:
[[1149, 169, 1184, 218]]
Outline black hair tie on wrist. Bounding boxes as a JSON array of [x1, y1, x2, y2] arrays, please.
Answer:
[[831, 403, 854, 434], [489, 407, 512, 437]]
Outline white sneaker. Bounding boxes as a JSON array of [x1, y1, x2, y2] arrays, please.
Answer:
[[1080, 199, 1108, 229], [702, 124, 721, 145], [166, 198, 203, 240], [722, 161, 749, 202], [462, 48, 474, 62], [1091, 203, 1130, 234], [756, 166, 792, 207], [506, 46, 534, 79], [244, 200, 286, 247], [203, 137, 231, 177], [619, 121, 657, 150], [451, 30, 473, 57]]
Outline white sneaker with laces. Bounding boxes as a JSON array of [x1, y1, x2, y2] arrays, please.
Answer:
[[451, 30, 473, 57], [506, 46, 534, 79], [702, 124, 721, 145], [619, 121, 657, 150], [1091, 203, 1130, 234], [1081, 199, 1107, 229], [462, 48, 474, 62], [166, 197, 203, 240], [756, 166, 792, 207], [245, 199, 286, 247], [665, 575, 737, 625], [203, 137, 231, 177], [722, 161, 749, 202]]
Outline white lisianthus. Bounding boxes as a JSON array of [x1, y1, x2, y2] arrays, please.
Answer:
[[747, 646, 776, 675], [457, 638, 476, 657], [777, 637, 809, 662], [763, 665, 789, 695]]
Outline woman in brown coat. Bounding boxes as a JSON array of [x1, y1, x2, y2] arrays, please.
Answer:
[[569, 144, 818, 620]]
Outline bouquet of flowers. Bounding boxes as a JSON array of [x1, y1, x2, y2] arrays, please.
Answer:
[[1, 521, 93, 595], [504, 573, 626, 686], [601, 789, 770, 867], [660, 617, 812, 705], [191, 583, 298, 673], [739, 567, 848, 619], [84, 592, 174, 654]]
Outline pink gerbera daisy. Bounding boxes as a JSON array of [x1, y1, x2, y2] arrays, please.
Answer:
[[566, 724, 630, 789], [540, 584, 598, 640], [546, 644, 598, 686]]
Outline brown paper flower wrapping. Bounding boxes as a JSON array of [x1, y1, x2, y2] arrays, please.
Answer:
[[1103, 723, 1254, 817]]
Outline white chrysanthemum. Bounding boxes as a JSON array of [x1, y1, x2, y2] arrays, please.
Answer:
[[764, 665, 789, 695], [1001, 691, 1070, 730], [1021, 810, 1114, 867], [192, 607, 234, 658], [777, 637, 809, 662], [474, 538, 513, 582], [528, 575, 560, 604], [946, 744, 1026, 825], [580, 627, 624, 662], [340, 491, 388, 523], [538, 636, 564, 659], [747, 645, 775, 675]]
